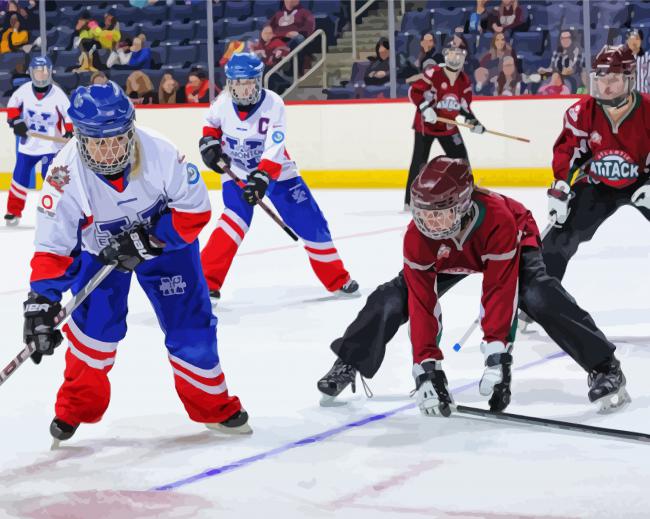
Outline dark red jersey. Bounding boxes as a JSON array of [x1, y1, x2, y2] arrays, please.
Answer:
[[408, 65, 473, 137], [403, 189, 540, 365], [552, 92, 650, 189]]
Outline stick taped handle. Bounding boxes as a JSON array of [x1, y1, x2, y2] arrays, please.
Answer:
[[219, 162, 299, 242], [437, 117, 530, 143]]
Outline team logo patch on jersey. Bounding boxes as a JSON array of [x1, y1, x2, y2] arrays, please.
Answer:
[[45, 165, 70, 194], [159, 275, 187, 296], [436, 94, 461, 111], [437, 244, 451, 260], [272, 131, 285, 144], [589, 131, 602, 145], [589, 149, 639, 186], [186, 163, 200, 185]]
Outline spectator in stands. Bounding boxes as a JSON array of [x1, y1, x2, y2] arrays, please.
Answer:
[[158, 73, 180, 105], [17, 1, 38, 33], [90, 71, 109, 85], [467, 0, 490, 35], [126, 70, 156, 104], [473, 66, 492, 95], [479, 32, 515, 80], [364, 37, 390, 86], [185, 68, 210, 103], [627, 29, 649, 94], [489, 0, 525, 37], [1, 0, 19, 29], [269, 0, 315, 51], [494, 55, 527, 95], [113, 34, 151, 70], [107, 38, 132, 68], [74, 11, 101, 50], [415, 32, 443, 72], [252, 25, 291, 68], [5, 62, 29, 96], [0, 14, 28, 53], [98, 10, 121, 51], [74, 44, 103, 73], [537, 72, 570, 96], [538, 30, 582, 91]]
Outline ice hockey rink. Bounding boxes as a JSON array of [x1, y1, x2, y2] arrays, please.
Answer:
[[0, 187, 648, 519]]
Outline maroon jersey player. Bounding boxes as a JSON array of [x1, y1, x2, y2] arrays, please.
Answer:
[[544, 44, 650, 282], [405, 36, 486, 207]]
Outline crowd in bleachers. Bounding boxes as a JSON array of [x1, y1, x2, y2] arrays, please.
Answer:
[[1, 1, 650, 104]]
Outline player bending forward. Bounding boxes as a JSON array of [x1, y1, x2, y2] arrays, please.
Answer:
[[318, 157, 629, 414], [23, 83, 250, 446], [543, 45, 650, 286], [5, 56, 72, 226], [199, 53, 358, 302]]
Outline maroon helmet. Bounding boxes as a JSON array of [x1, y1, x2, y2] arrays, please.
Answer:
[[591, 45, 637, 108], [411, 156, 474, 239]]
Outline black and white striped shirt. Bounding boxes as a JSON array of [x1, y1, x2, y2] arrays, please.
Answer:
[[635, 49, 650, 93]]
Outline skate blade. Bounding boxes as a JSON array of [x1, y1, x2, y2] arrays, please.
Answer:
[[50, 439, 61, 451], [5, 219, 20, 228], [319, 393, 347, 407], [205, 422, 253, 435], [596, 388, 632, 414]]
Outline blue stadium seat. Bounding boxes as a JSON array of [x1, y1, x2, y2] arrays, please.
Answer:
[[396, 32, 413, 56], [525, 4, 550, 29], [107, 69, 131, 90], [398, 82, 409, 98], [149, 46, 168, 68], [401, 11, 432, 35], [476, 32, 495, 55], [53, 72, 79, 93], [57, 5, 85, 27], [325, 86, 357, 100], [561, 3, 583, 28], [226, 0, 252, 19], [224, 19, 255, 38], [0, 71, 12, 95], [252, 0, 280, 19], [517, 51, 550, 75], [431, 7, 467, 33], [141, 22, 168, 45], [363, 85, 391, 98], [350, 61, 371, 86], [192, 40, 210, 65], [114, 6, 148, 25], [194, 19, 208, 39], [165, 21, 196, 44], [169, 3, 194, 23], [632, 4, 650, 25], [53, 49, 79, 71], [214, 19, 227, 39], [142, 68, 165, 89], [512, 31, 545, 55], [314, 14, 337, 46], [45, 10, 60, 29], [252, 17, 269, 31], [166, 45, 198, 67], [142, 3, 169, 23], [312, 0, 342, 17], [120, 24, 143, 41], [596, 3, 630, 28], [52, 26, 74, 50]]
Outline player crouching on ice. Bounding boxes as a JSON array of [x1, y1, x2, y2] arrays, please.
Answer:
[[318, 157, 630, 415], [198, 53, 358, 303], [23, 82, 250, 447]]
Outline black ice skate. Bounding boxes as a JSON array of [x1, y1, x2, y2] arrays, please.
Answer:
[[49, 417, 78, 450], [4, 214, 19, 227], [489, 359, 512, 412], [209, 289, 220, 307], [318, 357, 358, 404], [518, 310, 534, 333], [338, 279, 359, 296], [588, 358, 631, 413], [206, 409, 252, 435], [413, 361, 454, 417]]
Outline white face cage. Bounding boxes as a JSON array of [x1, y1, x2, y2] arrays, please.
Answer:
[[227, 77, 262, 106], [443, 47, 467, 71], [30, 66, 51, 88], [76, 128, 136, 176], [412, 205, 463, 240], [590, 72, 635, 106]]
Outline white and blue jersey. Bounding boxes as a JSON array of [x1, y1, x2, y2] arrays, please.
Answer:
[[204, 88, 298, 182]]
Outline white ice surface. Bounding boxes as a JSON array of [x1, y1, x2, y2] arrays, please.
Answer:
[[0, 188, 648, 519]]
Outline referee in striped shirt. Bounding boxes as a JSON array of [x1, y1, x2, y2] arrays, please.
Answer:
[[627, 29, 650, 93]]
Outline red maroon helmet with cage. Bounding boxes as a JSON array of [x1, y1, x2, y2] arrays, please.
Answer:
[[591, 44, 637, 107], [410, 156, 474, 239]]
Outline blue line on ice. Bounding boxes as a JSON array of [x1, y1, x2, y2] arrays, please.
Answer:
[[152, 350, 568, 492]]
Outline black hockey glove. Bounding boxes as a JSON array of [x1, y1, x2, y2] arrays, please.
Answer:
[[465, 115, 485, 134], [242, 170, 270, 205], [199, 135, 230, 174], [10, 118, 29, 138], [98, 226, 164, 272], [63, 130, 74, 139], [23, 292, 64, 365]]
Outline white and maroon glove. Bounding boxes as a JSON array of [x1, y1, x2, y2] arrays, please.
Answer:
[[631, 182, 650, 210], [547, 180, 573, 225], [419, 101, 437, 124]]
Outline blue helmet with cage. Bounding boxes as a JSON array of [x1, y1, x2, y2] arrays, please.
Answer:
[[225, 53, 264, 105], [68, 81, 136, 175], [29, 55, 53, 89]]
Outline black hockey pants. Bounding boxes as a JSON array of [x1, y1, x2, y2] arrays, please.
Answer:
[[404, 130, 468, 206], [330, 247, 616, 377], [543, 181, 650, 281]]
